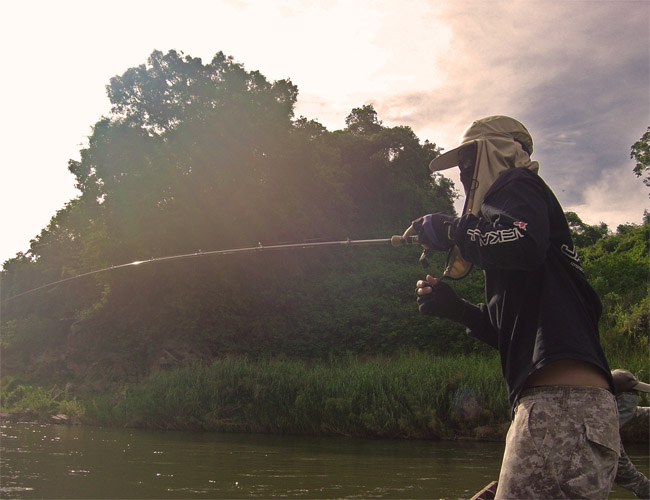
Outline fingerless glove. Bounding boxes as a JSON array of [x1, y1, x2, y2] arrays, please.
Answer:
[[417, 280, 483, 331]]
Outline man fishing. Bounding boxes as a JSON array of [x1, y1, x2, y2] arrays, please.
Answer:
[[406, 116, 619, 499]]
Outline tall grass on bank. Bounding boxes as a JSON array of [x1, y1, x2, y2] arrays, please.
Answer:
[[8, 349, 645, 439], [0, 378, 85, 420], [87, 353, 508, 439]]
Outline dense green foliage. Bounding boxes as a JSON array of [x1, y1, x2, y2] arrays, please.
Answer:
[[579, 215, 650, 359], [1, 51, 647, 439], [0, 377, 85, 419]]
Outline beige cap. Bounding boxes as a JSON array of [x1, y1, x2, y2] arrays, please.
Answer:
[[429, 115, 534, 172]]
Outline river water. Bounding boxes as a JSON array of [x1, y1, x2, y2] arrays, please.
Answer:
[[1, 422, 645, 499]]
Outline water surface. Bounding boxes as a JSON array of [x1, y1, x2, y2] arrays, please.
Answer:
[[1, 422, 645, 499]]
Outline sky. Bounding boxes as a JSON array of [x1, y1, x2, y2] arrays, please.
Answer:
[[1, 0, 648, 265]]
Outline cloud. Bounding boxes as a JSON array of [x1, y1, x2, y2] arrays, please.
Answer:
[[372, 0, 649, 225], [566, 162, 648, 228]]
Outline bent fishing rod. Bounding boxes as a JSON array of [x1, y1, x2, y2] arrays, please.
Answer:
[[3, 235, 420, 303]]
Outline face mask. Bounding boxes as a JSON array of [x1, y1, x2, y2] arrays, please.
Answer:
[[458, 142, 477, 195], [442, 142, 477, 280]]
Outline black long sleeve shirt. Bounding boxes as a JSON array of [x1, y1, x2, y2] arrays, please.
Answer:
[[453, 168, 614, 406]]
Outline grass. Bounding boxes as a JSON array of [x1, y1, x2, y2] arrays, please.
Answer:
[[82, 352, 508, 439], [5, 347, 646, 438]]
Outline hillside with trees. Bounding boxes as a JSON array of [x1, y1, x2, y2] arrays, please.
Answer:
[[1, 51, 647, 437], [1, 50, 465, 386]]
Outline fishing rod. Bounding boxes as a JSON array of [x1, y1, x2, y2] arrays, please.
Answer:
[[2, 234, 420, 303]]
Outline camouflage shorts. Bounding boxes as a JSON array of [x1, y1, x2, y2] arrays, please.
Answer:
[[496, 386, 619, 500]]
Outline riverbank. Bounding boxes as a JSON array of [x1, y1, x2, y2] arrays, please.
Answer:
[[89, 353, 513, 440], [3, 353, 508, 440], [2, 352, 648, 442]]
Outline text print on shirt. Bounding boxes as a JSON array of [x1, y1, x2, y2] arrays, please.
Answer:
[[466, 226, 525, 246], [561, 243, 585, 273]]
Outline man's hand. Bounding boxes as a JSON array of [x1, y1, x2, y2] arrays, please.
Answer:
[[415, 275, 485, 332], [416, 275, 465, 320], [409, 213, 457, 251]]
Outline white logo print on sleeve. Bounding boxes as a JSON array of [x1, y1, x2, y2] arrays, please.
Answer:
[[561, 244, 585, 272], [466, 226, 525, 246]]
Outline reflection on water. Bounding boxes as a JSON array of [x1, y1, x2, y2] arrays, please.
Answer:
[[1, 422, 646, 499]]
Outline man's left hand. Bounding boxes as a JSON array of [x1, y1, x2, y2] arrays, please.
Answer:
[[408, 213, 457, 251]]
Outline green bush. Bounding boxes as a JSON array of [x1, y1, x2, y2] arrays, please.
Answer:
[[0, 379, 85, 418]]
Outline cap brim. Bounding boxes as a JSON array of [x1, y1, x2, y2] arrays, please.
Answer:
[[429, 145, 463, 172], [633, 380, 650, 393]]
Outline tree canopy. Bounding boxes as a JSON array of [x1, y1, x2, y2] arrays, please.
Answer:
[[1, 50, 462, 384]]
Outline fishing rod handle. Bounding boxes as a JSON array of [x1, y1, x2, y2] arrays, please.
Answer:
[[390, 235, 419, 247]]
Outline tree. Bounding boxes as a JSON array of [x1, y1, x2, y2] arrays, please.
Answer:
[[68, 50, 306, 259], [345, 104, 383, 136], [630, 126, 650, 196], [564, 211, 608, 247], [331, 106, 453, 232]]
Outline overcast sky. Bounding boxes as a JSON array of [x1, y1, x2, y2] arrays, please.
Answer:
[[1, 0, 648, 265]]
